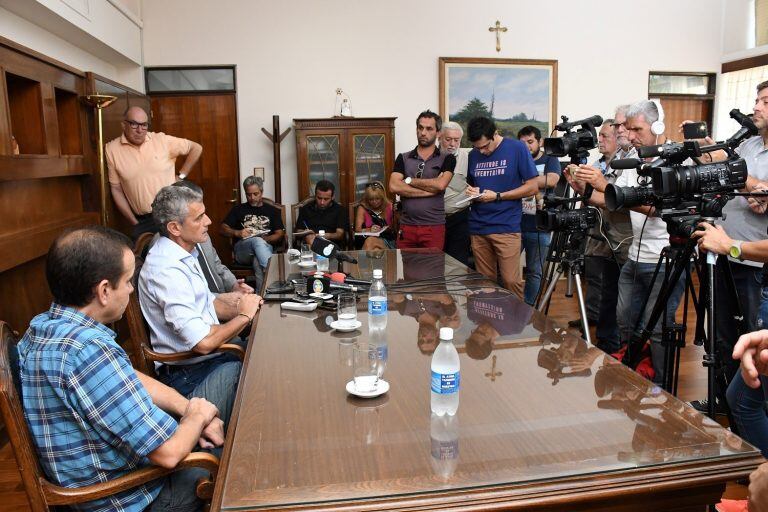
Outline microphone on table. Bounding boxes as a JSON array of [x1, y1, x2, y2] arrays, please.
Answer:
[[325, 272, 371, 287], [310, 237, 358, 264]]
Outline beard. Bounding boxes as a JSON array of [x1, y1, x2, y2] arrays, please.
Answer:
[[418, 135, 436, 147]]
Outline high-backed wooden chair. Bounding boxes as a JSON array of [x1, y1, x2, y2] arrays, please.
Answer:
[[0, 321, 219, 511], [125, 256, 245, 379], [133, 232, 155, 260], [227, 197, 288, 279], [291, 196, 315, 248], [348, 201, 361, 249]]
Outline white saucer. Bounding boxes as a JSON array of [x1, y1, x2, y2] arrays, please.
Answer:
[[330, 319, 362, 332], [297, 260, 316, 268], [346, 379, 389, 398]]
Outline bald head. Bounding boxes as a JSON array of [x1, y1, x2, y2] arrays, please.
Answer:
[[122, 106, 150, 145]]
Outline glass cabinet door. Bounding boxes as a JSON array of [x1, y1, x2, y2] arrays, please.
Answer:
[[352, 134, 386, 201], [307, 135, 340, 194]]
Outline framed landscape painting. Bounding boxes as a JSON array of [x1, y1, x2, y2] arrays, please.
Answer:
[[439, 57, 558, 147]]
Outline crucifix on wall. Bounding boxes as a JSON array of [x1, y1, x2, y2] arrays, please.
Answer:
[[488, 20, 507, 52]]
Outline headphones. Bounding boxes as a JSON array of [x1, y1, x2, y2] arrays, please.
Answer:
[[649, 98, 666, 136]]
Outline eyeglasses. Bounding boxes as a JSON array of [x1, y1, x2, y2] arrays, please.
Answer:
[[473, 140, 493, 152], [125, 120, 150, 131], [416, 162, 425, 178]]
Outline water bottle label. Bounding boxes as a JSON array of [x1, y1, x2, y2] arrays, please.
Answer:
[[368, 300, 387, 316], [430, 438, 459, 460], [377, 345, 388, 361], [431, 371, 460, 394]]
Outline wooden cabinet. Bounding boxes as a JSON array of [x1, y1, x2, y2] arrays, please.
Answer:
[[294, 117, 396, 206]]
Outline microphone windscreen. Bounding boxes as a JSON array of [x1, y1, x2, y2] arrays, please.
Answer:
[[611, 158, 642, 170]]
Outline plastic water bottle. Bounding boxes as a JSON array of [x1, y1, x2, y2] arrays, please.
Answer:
[[430, 412, 459, 479], [368, 320, 388, 378], [431, 327, 460, 416], [316, 230, 329, 272], [368, 269, 387, 329]]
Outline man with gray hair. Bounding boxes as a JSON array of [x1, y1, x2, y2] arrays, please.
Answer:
[[568, 100, 683, 386], [220, 176, 285, 290], [139, 185, 263, 424], [440, 121, 471, 265]]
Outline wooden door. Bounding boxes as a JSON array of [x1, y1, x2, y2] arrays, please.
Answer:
[[656, 97, 713, 143], [150, 94, 240, 264]]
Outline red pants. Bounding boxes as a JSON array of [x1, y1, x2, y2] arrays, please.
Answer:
[[397, 224, 445, 250]]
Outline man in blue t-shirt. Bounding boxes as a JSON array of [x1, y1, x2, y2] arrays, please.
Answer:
[[517, 125, 562, 305], [465, 117, 539, 300]]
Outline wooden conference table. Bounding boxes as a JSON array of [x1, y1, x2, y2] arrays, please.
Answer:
[[211, 250, 763, 511]]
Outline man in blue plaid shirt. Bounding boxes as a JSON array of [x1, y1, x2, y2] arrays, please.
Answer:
[[18, 226, 224, 511]]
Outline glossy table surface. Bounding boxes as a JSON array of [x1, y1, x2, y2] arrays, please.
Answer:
[[213, 250, 762, 511]]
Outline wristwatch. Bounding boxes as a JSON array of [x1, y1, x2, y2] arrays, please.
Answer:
[[495, 192, 502, 203], [178, 173, 187, 180], [404, 177, 412, 185], [729, 240, 744, 261]]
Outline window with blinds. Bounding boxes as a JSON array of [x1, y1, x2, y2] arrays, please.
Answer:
[[714, 64, 768, 140]]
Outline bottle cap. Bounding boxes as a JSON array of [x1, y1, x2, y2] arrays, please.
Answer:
[[373, 269, 383, 279], [439, 327, 454, 341]]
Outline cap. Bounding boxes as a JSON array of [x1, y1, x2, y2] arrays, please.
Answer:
[[373, 269, 383, 279], [439, 327, 454, 341]]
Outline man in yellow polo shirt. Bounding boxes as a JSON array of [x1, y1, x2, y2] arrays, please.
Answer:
[[106, 106, 203, 238]]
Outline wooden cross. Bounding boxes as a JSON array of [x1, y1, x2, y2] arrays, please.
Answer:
[[485, 355, 502, 381], [488, 20, 507, 52]]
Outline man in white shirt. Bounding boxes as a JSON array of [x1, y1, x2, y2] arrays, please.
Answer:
[[568, 100, 684, 386], [440, 121, 471, 266]]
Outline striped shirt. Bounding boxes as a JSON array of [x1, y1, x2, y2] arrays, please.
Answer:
[[18, 304, 177, 511]]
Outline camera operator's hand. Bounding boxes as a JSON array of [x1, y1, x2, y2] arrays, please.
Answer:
[[747, 182, 768, 214], [573, 165, 608, 192], [563, 165, 586, 194], [732, 330, 768, 388], [691, 222, 733, 255]]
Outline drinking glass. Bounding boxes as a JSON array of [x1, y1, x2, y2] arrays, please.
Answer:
[[337, 293, 357, 328], [353, 342, 379, 393], [300, 243, 313, 264]]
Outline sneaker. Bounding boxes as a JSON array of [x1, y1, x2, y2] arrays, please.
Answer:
[[689, 397, 727, 415]]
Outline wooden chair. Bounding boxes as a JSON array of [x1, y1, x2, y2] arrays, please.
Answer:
[[228, 197, 288, 279], [290, 196, 315, 248], [125, 256, 245, 379], [348, 201, 361, 249], [133, 232, 155, 260], [0, 321, 219, 511]]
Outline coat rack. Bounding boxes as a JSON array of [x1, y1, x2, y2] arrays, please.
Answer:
[[260, 115, 291, 203]]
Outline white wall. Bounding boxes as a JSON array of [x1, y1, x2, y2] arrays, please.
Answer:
[[142, 0, 723, 210], [0, 0, 143, 90]]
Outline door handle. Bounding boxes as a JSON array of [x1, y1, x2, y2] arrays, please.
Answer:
[[227, 188, 238, 203]]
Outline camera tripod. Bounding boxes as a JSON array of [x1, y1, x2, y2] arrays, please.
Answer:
[[623, 215, 743, 421], [536, 216, 594, 345]]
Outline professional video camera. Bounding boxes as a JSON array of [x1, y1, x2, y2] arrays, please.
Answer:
[[536, 114, 604, 233], [603, 109, 757, 223], [543, 115, 603, 162], [535, 204, 597, 232]]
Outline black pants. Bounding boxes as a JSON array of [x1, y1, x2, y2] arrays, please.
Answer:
[[444, 208, 470, 266]]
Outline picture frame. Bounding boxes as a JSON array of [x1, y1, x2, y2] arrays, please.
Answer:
[[439, 57, 558, 146], [252, 166, 265, 180]]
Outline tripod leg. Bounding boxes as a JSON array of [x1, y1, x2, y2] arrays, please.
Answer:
[[537, 266, 563, 313], [572, 272, 593, 345]]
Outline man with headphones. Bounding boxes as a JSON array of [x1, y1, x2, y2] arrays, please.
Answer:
[[567, 99, 684, 387]]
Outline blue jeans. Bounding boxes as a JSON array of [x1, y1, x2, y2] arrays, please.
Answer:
[[234, 237, 273, 271], [726, 371, 768, 457], [521, 231, 551, 306], [157, 354, 241, 428], [616, 259, 684, 386], [758, 284, 768, 330]]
